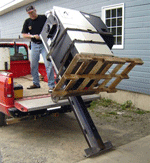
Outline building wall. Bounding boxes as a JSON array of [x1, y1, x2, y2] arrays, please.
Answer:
[[0, 0, 149, 95], [113, 0, 150, 95]]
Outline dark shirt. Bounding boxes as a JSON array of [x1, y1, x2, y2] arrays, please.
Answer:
[[21, 15, 47, 43]]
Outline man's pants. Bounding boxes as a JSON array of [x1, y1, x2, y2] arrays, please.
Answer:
[[30, 42, 55, 88]]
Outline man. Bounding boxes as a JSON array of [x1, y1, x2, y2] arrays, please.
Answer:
[[21, 5, 55, 93]]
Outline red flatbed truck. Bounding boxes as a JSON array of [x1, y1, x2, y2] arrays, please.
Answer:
[[0, 40, 100, 126]]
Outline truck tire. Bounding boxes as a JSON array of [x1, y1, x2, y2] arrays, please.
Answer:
[[0, 112, 6, 126]]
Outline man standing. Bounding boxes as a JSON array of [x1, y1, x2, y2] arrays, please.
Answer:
[[21, 5, 55, 92]]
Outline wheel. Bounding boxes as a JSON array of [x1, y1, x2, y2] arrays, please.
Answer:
[[51, 94, 60, 103], [0, 112, 6, 126]]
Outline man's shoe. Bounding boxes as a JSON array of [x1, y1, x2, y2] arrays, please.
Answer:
[[48, 87, 54, 93], [27, 84, 40, 89]]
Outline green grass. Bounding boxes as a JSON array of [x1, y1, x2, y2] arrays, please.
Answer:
[[88, 98, 149, 117], [98, 98, 113, 107], [134, 110, 149, 115], [88, 100, 99, 111], [89, 98, 113, 109], [89, 98, 133, 110], [121, 100, 133, 110]]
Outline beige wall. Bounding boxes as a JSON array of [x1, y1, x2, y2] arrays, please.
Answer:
[[100, 90, 150, 111]]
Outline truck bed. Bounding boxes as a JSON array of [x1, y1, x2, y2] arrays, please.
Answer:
[[13, 75, 100, 112], [14, 75, 49, 97]]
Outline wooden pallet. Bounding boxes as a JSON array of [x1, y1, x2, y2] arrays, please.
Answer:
[[52, 54, 143, 98]]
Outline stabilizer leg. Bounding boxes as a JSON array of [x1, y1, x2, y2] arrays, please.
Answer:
[[68, 96, 113, 157]]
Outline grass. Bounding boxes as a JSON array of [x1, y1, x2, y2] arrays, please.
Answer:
[[121, 100, 133, 110], [89, 98, 135, 111], [98, 98, 112, 107], [88, 100, 99, 111], [134, 109, 150, 115], [88, 98, 149, 117], [89, 98, 134, 110]]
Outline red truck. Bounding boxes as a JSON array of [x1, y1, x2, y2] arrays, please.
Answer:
[[0, 40, 99, 126]]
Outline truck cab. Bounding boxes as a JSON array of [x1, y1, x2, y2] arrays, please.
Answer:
[[0, 42, 30, 77]]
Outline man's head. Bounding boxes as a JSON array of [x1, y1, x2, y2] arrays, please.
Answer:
[[26, 5, 38, 19]]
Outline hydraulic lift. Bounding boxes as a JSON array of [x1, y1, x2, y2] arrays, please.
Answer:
[[40, 6, 143, 157]]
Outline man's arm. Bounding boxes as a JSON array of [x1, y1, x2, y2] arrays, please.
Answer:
[[22, 33, 34, 39], [21, 19, 41, 40], [22, 33, 40, 40]]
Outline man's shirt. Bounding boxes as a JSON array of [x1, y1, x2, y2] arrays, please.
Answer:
[[21, 15, 47, 43]]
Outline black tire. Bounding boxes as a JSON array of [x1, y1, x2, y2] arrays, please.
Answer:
[[0, 112, 6, 126]]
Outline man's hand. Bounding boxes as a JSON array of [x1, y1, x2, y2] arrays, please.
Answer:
[[33, 35, 40, 40]]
